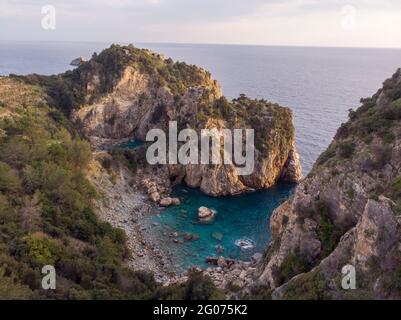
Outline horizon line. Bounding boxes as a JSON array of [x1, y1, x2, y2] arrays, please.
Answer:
[[1, 39, 401, 51]]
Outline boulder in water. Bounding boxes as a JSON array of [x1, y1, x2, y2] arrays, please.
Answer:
[[198, 206, 215, 221], [186, 233, 200, 241], [160, 197, 181, 207]]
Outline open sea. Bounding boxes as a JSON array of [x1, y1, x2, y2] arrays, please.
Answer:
[[2, 41, 401, 270]]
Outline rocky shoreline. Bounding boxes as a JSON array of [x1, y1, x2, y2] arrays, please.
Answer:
[[88, 151, 267, 290], [88, 156, 176, 282]]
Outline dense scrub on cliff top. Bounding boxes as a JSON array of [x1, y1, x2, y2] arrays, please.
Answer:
[[262, 69, 401, 300], [0, 77, 224, 299], [20, 44, 218, 117], [314, 69, 401, 213], [191, 92, 295, 157]]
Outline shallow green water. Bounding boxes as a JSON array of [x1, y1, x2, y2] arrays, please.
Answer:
[[150, 184, 295, 272], [116, 140, 144, 149]]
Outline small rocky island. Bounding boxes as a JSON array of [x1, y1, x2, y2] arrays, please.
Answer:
[[70, 57, 86, 67]]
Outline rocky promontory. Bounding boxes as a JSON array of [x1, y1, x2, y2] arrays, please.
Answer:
[[40, 44, 302, 197], [258, 69, 401, 299]]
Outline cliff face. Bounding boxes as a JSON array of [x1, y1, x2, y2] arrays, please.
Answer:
[[259, 69, 401, 300], [58, 45, 301, 196]]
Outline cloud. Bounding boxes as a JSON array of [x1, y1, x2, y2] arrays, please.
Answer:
[[0, 0, 400, 47]]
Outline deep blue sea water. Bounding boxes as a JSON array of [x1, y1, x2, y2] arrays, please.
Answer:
[[2, 41, 401, 269]]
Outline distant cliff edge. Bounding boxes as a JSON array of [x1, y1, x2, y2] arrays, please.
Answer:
[[259, 69, 401, 300]]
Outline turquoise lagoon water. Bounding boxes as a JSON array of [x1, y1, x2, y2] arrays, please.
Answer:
[[115, 140, 296, 270], [150, 184, 295, 272]]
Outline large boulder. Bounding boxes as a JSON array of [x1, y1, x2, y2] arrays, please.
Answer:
[[198, 207, 215, 221]]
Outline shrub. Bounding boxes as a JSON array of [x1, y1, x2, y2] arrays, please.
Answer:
[[338, 141, 355, 159], [24, 233, 64, 266], [371, 145, 392, 169], [275, 252, 311, 286], [181, 270, 225, 300], [0, 161, 21, 192], [282, 270, 329, 300], [389, 177, 401, 201], [316, 147, 336, 166]]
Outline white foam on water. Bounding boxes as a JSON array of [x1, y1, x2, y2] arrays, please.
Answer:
[[235, 238, 255, 250]]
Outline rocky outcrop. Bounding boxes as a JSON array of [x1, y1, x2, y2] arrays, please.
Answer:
[[198, 207, 215, 222], [70, 57, 86, 67], [142, 179, 180, 206], [280, 143, 302, 182], [259, 69, 401, 299], [66, 45, 301, 196]]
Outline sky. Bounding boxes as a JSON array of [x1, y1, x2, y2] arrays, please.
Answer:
[[1, 0, 401, 48]]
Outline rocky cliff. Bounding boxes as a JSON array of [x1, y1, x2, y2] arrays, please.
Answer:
[[259, 69, 401, 300], [40, 44, 301, 197]]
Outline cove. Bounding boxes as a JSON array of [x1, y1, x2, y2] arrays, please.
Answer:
[[148, 183, 296, 272]]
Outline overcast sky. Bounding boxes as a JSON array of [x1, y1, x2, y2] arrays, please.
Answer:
[[1, 0, 401, 48]]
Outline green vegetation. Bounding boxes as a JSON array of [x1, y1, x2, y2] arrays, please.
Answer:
[[152, 270, 225, 300], [0, 78, 222, 300], [296, 200, 346, 259], [338, 140, 355, 159], [247, 285, 272, 300], [21, 44, 216, 116], [314, 71, 401, 171], [196, 94, 294, 157], [281, 270, 329, 300], [275, 251, 311, 287], [389, 176, 401, 215]]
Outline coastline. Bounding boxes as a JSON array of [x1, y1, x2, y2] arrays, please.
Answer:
[[88, 156, 176, 283]]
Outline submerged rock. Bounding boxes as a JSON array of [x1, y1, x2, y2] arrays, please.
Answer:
[[251, 252, 263, 264], [215, 245, 225, 254], [212, 232, 224, 241], [183, 233, 198, 241]]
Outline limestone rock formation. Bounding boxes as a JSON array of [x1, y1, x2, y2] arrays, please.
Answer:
[[259, 69, 401, 299], [60, 45, 302, 196], [70, 57, 86, 66]]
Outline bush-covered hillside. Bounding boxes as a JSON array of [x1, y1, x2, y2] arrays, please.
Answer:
[[0, 77, 223, 299], [21, 44, 218, 117], [195, 93, 294, 157]]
